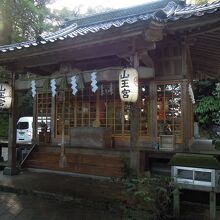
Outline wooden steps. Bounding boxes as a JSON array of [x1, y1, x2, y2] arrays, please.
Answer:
[[22, 147, 124, 177]]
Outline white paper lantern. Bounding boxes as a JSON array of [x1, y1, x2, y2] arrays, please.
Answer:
[[0, 83, 12, 109], [119, 68, 138, 102]]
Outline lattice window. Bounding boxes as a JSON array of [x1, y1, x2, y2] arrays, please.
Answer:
[[156, 82, 182, 143], [55, 82, 150, 137], [56, 87, 96, 135], [36, 92, 51, 134]]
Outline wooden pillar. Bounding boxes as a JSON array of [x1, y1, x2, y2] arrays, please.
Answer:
[[149, 81, 156, 148], [51, 95, 56, 143], [130, 52, 140, 175], [210, 191, 216, 220], [3, 72, 19, 175], [130, 103, 140, 174], [32, 95, 37, 144], [59, 90, 67, 167], [173, 188, 180, 219], [182, 79, 189, 150], [95, 89, 100, 127], [181, 44, 190, 150]]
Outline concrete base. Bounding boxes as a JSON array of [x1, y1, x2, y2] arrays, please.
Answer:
[[3, 167, 20, 176], [59, 155, 67, 168]]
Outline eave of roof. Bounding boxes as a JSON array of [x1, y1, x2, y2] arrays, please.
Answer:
[[0, 0, 219, 54]]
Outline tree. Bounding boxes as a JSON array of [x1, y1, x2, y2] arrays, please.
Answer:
[[188, 0, 216, 5], [194, 81, 220, 132], [51, 5, 83, 26], [51, 5, 112, 27], [0, 0, 54, 44], [85, 5, 112, 15], [16, 90, 33, 119], [0, 1, 112, 44]]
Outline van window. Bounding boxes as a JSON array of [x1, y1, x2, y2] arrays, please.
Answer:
[[17, 122, 29, 130]]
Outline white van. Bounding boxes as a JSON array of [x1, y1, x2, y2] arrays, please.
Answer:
[[16, 117, 33, 144]]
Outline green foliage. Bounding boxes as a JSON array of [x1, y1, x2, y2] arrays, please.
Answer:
[[194, 81, 220, 130], [51, 5, 112, 27], [16, 90, 33, 118], [0, 1, 112, 44], [214, 140, 220, 150], [86, 6, 112, 15], [213, 82, 220, 99], [194, 96, 220, 125], [117, 158, 174, 219], [51, 5, 84, 26], [123, 175, 174, 220], [0, 0, 54, 44], [121, 157, 136, 179], [0, 90, 32, 139], [187, 0, 215, 5]]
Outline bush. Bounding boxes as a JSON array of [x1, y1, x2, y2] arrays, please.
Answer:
[[214, 140, 220, 150], [122, 175, 175, 220]]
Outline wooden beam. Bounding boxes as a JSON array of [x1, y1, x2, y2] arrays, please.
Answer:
[[6, 38, 155, 72], [155, 75, 185, 81], [195, 36, 220, 45], [186, 45, 193, 81], [11, 41, 133, 70], [202, 33, 220, 41], [193, 41, 220, 51], [192, 58, 220, 68], [166, 14, 220, 33], [191, 47, 220, 57], [191, 52, 220, 63], [182, 21, 220, 37]]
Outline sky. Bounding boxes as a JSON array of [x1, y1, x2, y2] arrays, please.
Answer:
[[49, 0, 152, 11]]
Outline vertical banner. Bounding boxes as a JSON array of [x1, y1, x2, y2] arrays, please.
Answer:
[[71, 76, 78, 95], [91, 71, 98, 93], [50, 79, 57, 97], [31, 80, 36, 98]]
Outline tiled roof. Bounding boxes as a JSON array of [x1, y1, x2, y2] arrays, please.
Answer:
[[0, 0, 219, 53], [63, 0, 173, 27]]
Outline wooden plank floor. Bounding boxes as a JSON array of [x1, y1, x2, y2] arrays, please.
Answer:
[[23, 146, 125, 177]]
